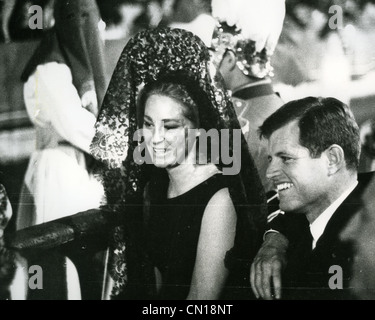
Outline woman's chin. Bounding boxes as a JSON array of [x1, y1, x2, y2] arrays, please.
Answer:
[[153, 158, 182, 169], [153, 156, 173, 168]]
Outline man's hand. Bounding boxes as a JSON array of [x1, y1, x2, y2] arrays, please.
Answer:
[[250, 232, 289, 300]]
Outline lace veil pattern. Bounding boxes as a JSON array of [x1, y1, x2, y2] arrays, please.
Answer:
[[90, 27, 267, 298]]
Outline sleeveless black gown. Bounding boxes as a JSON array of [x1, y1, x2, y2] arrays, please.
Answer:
[[146, 173, 254, 300]]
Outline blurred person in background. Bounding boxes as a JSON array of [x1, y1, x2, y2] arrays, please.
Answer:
[[209, 0, 285, 193], [342, 0, 375, 82], [13, 0, 106, 300], [341, 0, 375, 173], [272, 0, 351, 105], [1, 0, 16, 43], [157, 0, 215, 46], [359, 118, 375, 172], [97, 0, 145, 41], [340, 173, 375, 299], [1, 0, 54, 42]]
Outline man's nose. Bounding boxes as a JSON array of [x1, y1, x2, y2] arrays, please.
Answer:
[[266, 158, 280, 180]]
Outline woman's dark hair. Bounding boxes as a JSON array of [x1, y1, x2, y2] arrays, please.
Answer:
[[259, 96, 361, 170], [286, 0, 334, 39], [137, 79, 200, 129]]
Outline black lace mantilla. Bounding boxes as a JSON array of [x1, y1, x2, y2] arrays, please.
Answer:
[[90, 27, 267, 298]]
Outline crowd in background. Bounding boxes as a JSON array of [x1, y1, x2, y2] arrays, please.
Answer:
[[1, 0, 373, 202], [1, 0, 375, 128]]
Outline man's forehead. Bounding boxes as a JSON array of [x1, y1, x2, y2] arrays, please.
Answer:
[[268, 120, 302, 150]]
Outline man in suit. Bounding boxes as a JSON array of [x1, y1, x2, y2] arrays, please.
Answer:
[[250, 96, 367, 299]]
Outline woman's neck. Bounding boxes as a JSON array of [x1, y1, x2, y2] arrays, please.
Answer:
[[166, 163, 220, 198]]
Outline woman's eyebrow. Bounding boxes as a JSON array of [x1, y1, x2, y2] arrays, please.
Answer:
[[163, 119, 184, 123], [143, 115, 153, 121], [143, 116, 184, 123]]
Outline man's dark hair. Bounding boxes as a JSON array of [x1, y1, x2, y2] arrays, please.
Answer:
[[259, 97, 361, 170]]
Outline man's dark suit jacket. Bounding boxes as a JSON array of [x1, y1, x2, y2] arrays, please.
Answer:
[[268, 172, 374, 300]]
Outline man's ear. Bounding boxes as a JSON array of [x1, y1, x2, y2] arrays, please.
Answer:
[[221, 50, 237, 71], [325, 144, 345, 175]]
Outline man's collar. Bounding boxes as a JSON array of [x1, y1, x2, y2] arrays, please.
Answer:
[[310, 180, 358, 249]]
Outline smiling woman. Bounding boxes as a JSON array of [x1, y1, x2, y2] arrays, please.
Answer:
[[90, 27, 267, 300], [139, 81, 200, 169], [137, 78, 239, 299]]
